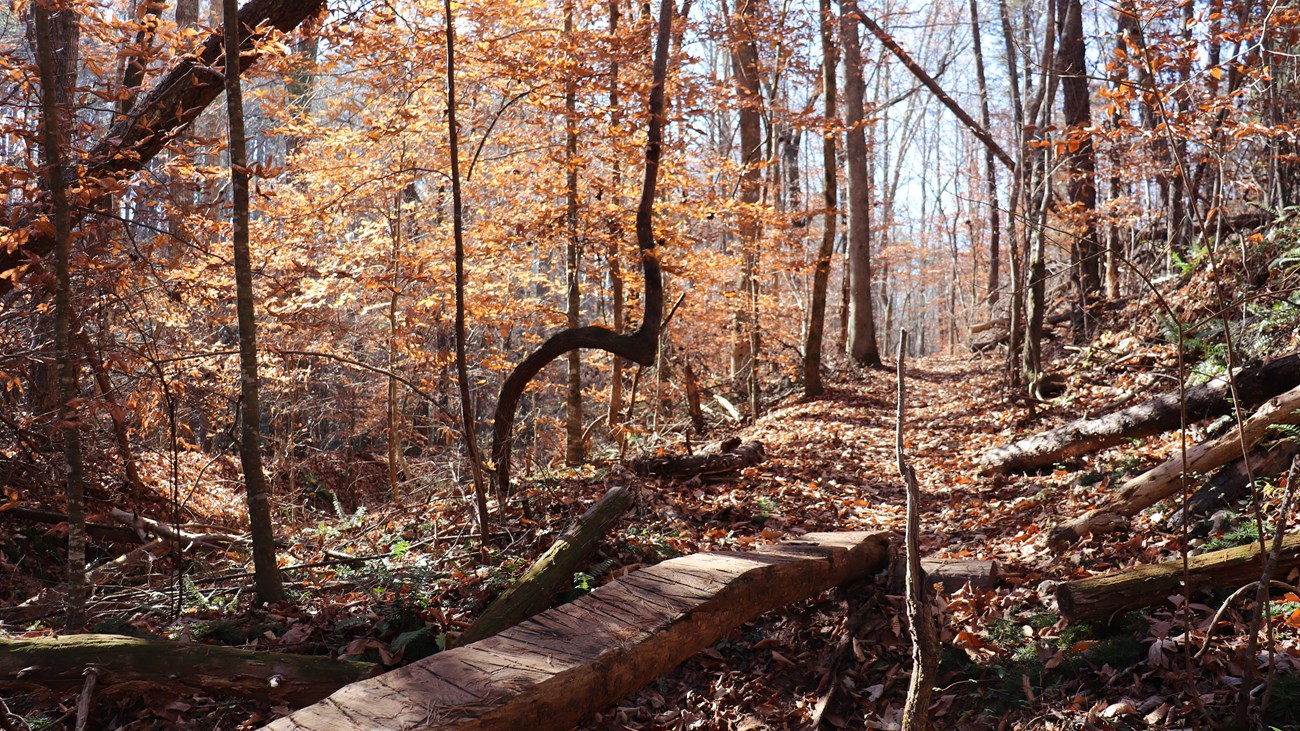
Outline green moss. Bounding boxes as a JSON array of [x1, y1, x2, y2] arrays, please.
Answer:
[[1264, 671, 1300, 727], [1202, 519, 1267, 553]]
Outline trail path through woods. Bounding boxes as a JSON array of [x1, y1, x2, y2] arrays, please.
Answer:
[[637, 355, 1046, 568], [587, 354, 1299, 729], [585, 355, 1077, 730]]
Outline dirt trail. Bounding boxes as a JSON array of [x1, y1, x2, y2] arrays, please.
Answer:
[[739, 355, 1033, 561]]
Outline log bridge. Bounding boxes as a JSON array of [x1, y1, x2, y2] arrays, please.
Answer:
[[262, 531, 890, 730]]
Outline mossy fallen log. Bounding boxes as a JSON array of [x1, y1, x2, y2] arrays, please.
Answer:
[[1057, 533, 1300, 624], [452, 486, 632, 647], [0, 634, 379, 707]]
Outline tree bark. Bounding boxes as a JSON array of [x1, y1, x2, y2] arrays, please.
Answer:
[[224, 0, 282, 604], [1051, 383, 1300, 547], [32, 0, 87, 631], [803, 0, 838, 398], [980, 352, 1300, 473], [1022, 0, 1058, 388], [564, 0, 585, 466], [262, 532, 891, 731], [605, 0, 626, 443], [0, 634, 378, 707], [1164, 439, 1300, 531], [839, 0, 880, 368], [1055, 0, 1100, 307], [998, 0, 1026, 388], [896, 332, 936, 731], [729, 0, 765, 410], [969, 0, 1001, 312], [444, 0, 490, 541], [490, 0, 672, 497], [1057, 533, 1300, 624], [454, 487, 632, 647]]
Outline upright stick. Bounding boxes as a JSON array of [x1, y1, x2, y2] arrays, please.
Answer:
[[897, 330, 937, 730]]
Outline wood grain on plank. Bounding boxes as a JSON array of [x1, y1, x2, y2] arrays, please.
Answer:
[[262, 531, 889, 731]]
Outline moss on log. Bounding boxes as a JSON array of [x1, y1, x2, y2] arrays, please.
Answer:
[[0, 634, 378, 707]]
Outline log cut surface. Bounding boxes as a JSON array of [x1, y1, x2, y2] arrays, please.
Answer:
[[261, 531, 890, 731]]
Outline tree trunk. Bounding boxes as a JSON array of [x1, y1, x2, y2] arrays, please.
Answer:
[[32, 0, 86, 630], [224, 0, 282, 604], [564, 0, 585, 466], [896, 332, 936, 731], [980, 352, 1300, 473], [1057, 533, 1300, 624], [1055, 0, 1099, 312], [444, 0, 490, 541], [0, 634, 378, 707], [454, 487, 632, 647], [262, 532, 891, 731], [729, 0, 765, 408], [840, 0, 880, 368], [998, 0, 1025, 388], [117, 0, 162, 115], [1165, 439, 1300, 531], [490, 0, 672, 497], [1051, 383, 1300, 547], [969, 0, 1000, 312], [606, 0, 626, 442], [803, 0, 838, 398], [1021, 0, 1058, 387]]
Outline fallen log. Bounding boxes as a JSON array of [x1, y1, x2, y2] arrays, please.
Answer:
[[453, 487, 632, 647], [1051, 384, 1300, 546], [109, 508, 247, 549], [1057, 533, 1300, 624], [2, 507, 141, 543], [87, 540, 170, 585], [889, 559, 1000, 594], [0, 634, 378, 707], [261, 531, 891, 731], [631, 439, 764, 480], [981, 352, 1300, 474], [1164, 440, 1300, 531]]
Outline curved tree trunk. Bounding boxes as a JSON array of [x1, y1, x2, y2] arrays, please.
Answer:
[[491, 0, 672, 498]]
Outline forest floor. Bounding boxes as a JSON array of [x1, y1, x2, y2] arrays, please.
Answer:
[[4, 349, 1300, 729]]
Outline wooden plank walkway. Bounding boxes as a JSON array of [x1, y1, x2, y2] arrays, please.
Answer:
[[262, 531, 889, 731]]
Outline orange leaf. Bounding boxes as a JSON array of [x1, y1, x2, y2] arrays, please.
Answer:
[[1286, 608, 1300, 628]]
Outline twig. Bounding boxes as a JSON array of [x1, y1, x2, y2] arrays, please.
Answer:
[[1258, 456, 1299, 720], [897, 330, 937, 731], [0, 695, 31, 731], [1196, 579, 1300, 659], [74, 666, 98, 731]]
